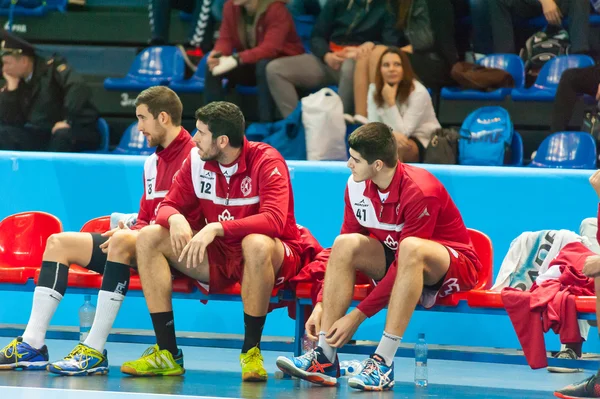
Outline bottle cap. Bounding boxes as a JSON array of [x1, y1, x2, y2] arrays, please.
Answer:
[[418, 333, 425, 339], [84, 294, 91, 301]]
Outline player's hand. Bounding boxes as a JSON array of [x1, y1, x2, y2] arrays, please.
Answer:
[[583, 255, 600, 278], [99, 221, 128, 254], [169, 214, 193, 257], [325, 309, 366, 348], [541, 0, 562, 26], [178, 222, 222, 268], [590, 170, 600, 199], [305, 302, 323, 341]]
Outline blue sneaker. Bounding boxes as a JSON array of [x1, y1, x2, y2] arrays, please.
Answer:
[[0, 337, 48, 370], [348, 355, 395, 391], [47, 343, 109, 376], [275, 347, 339, 386]]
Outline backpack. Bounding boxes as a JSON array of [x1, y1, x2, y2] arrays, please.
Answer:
[[520, 28, 570, 87], [0, 0, 44, 8], [248, 102, 307, 160], [458, 106, 513, 166], [423, 128, 459, 164]]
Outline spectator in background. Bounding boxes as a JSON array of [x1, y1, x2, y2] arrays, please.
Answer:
[[287, 0, 322, 16], [550, 65, 600, 133], [148, 0, 217, 68], [0, 30, 100, 152], [488, 0, 590, 55], [350, 0, 457, 124], [266, 0, 400, 119], [204, 0, 304, 122], [367, 47, 440, 163]]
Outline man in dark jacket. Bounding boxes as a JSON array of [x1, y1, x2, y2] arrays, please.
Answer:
[[0, 30, 100, 152], [266, 0, 400, 119], [204, 0, 304, 122]]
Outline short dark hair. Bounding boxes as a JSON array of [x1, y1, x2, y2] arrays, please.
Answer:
[[195, 101, 245, 148], [135, 86, 183, 126], [348, 122, 398, 168]]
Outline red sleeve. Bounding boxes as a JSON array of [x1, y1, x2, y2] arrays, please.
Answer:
[[155, 154, 199, 229], [130, 173, 151, 231], [596, 203, 600, 245], [220, 158, 289, 238], [238, 3, 297, 64], [356, 197, 441, 317], [340, 187, 369, 235], [213, 1, 234, 56]]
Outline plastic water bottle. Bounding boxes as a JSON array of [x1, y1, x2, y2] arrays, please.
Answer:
[[592, 0, 600, 13], [79, 295, 96, 342], [340, 360, 363, 376], [301, 333, 316, 354], [414, 333, 428, 387]]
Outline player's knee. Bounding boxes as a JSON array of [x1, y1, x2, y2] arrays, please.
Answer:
[[136, 225, 166, 254], [594, 277, 600, 295], [397, 237, 426, 266], [331, 234, 362, 261], [43, 233, 66, 257], [242, 234, 273, 262], [107, 230, 137, 258]]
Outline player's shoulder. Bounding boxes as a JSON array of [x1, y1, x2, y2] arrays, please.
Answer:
[[247, 140, 286, 165], [402, 164, 445, 198]]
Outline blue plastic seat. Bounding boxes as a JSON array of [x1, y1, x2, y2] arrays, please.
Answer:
[[507, 131, 524, 166], [293, 14, 315, 53], [83, 118, 110, 154], [441, 54, 525, 101], [112, 122, 155, 156], [104, 46, 186, 91], [0, 0, 65, 16], [170, 54, 207, 93], [511, 55, 595, 102], [530, 131, 596, 169]]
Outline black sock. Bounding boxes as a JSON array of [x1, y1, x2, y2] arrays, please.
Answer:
[[150, 311, 178, 356], [100, 261, 130, 295], [38, 261, 69, 296], [242, 313, 266, 353]]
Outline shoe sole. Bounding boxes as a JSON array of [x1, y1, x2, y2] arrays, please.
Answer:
[[47, 365, 109, 376], [547, 366, 584, 373], [348, 377, 395, 391], [275, 357, 337, 387], [120, 365, 185, 377], [242, 371, 268, 382], [0, 361, 48, 371]]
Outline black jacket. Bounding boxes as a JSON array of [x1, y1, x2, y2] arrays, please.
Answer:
[[0, 55, 98, 131]]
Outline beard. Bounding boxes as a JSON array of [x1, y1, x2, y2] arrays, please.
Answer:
[[148, 122, 167, 147], [199, 145, 222, 162]]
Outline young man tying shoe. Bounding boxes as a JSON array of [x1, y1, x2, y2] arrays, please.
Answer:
[[554, 169, 600, 399], [276, 122, 481, 390], [121, 101, 309, 381], [0, 86, 194, 376]]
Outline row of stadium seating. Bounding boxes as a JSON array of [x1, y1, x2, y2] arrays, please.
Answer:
[[0, 211, 595, 358]]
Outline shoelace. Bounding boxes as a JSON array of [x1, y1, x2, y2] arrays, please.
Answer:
[[1, 339, 22, 362], [360, 358, 379, 376], [141, 345, 159, 359], [241, 351, 262, 367], [65, 345, 99, 362]]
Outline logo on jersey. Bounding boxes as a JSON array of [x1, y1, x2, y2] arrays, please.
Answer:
[[275, 277, 285, 286], [270, 167, 281, 177], [218, 209, 234, 222], [202, 171, 214, 180], [448, 247, 459, 259], [384, 235, 398, 251], [396, 203, 400, 215], [418, 207, 430, 219], [241, 176, 252, 197], [354, 199, 368, 208]]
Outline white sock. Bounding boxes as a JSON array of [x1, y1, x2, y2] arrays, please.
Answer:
[[374, 331, 402, 366], [22, 286, 63, 349], [318, 331, 337, 362], [84, 290, 125, 353]]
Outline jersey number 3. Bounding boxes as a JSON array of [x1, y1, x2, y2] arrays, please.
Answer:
[[199, 181, 212, 194], [355, 208, 366, 221]]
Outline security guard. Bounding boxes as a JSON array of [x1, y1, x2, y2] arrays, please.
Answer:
[[0, 30, 100, 152]]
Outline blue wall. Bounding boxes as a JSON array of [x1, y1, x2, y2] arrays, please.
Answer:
[[1, 151, 598, 351]]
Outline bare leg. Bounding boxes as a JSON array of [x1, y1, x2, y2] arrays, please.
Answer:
[[43, 232, 94, 266], [353, 45, 388, 119]]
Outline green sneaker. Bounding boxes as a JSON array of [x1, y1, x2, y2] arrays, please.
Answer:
[[120, 345, 184, 377], [240, 346, 268, 382]]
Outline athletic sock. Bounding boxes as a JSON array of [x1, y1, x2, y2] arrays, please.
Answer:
[[84, 261, 130, 352], [242, 313, 266, 353], [150, 311, 178, 357], [374, 331, 402, 366], [21, 286, 63, 349], [318, 331, 337, 362]]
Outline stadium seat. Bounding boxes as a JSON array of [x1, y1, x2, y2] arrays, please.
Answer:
[[170, 55, 207, 93], [0, 0, 66, 16], [441, 54, 525, 101], [104, 46, 186, 91], [293, 14, 315, 53], [85, 118, 110, 154], [507, 131, 524, 166], [0, 212, 62, 284], [511, 55, 595, 102], [112, 122, 155, 156], [530, 131, 596, 169]]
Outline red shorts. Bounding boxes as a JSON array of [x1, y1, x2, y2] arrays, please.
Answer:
[[205, 237, 301, 293], [420, 245, 479, 308]]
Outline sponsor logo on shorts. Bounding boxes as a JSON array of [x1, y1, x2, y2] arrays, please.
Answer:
[[384, 235, 398, 251]]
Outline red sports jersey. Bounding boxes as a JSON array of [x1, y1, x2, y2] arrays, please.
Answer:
[[342, 163, 481, 317], [132, 128, 195, 230], [155, 138, 305, 286]]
